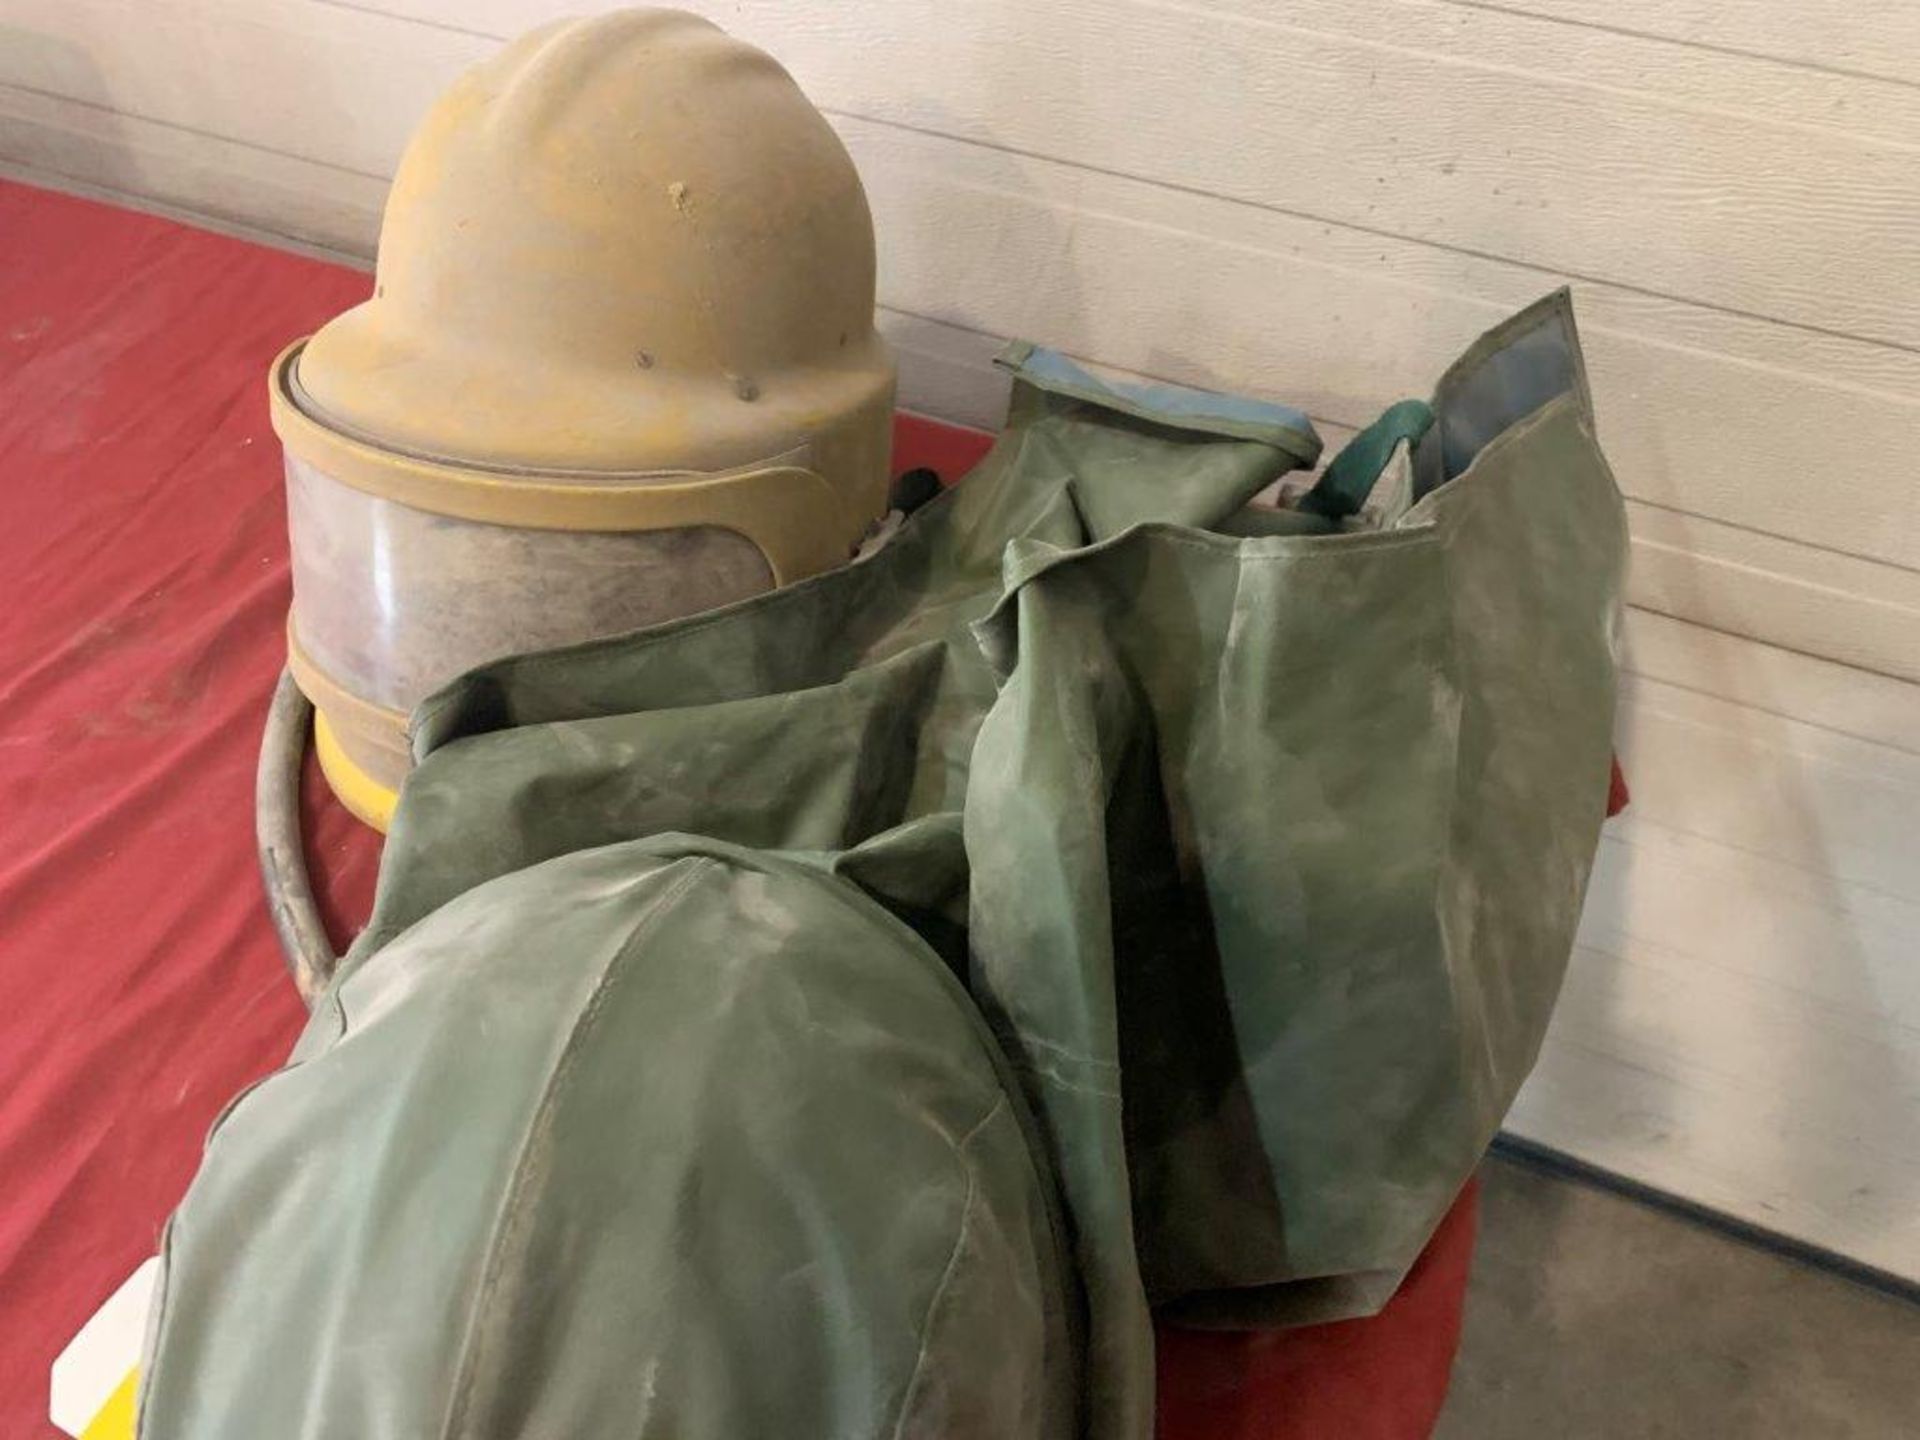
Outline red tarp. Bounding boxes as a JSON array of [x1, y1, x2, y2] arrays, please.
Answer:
[[0, 178, 1479, 1439]]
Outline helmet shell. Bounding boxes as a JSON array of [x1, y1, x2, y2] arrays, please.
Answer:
[[270, 9, 895, 827]]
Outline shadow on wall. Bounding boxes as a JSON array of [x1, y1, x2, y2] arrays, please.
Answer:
[[0, 14, 392, 258], [839, 0, 1414, 463], [0, 28, 136, 194], [1574, 525, 1920, 1261], [864, 93, 1089, 431]]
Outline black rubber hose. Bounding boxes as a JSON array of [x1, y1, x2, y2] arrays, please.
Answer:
[[256, 667, 338, 1006]]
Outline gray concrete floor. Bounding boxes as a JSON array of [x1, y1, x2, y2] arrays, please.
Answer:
[[1435, 1155, 1920, 1439]]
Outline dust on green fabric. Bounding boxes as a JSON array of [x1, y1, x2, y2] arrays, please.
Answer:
[[143, 291, 1625, 1440]]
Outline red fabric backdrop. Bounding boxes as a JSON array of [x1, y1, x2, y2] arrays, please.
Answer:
[[0, 179, 1478, 1439]]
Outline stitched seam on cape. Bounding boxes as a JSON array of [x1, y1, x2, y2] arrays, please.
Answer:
[[1429, 480, 1483, 1101], [1141, 530, 1432, 559], [436, 857, 715, 1440], [982, 526, 1437, 630], [887, 1095, 1009, 1440]]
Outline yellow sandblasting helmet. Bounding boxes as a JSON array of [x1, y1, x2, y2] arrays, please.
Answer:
[[270, 9, 895, 830]]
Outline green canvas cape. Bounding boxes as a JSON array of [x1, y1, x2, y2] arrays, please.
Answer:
[[138, 290, 1625, 1439]]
